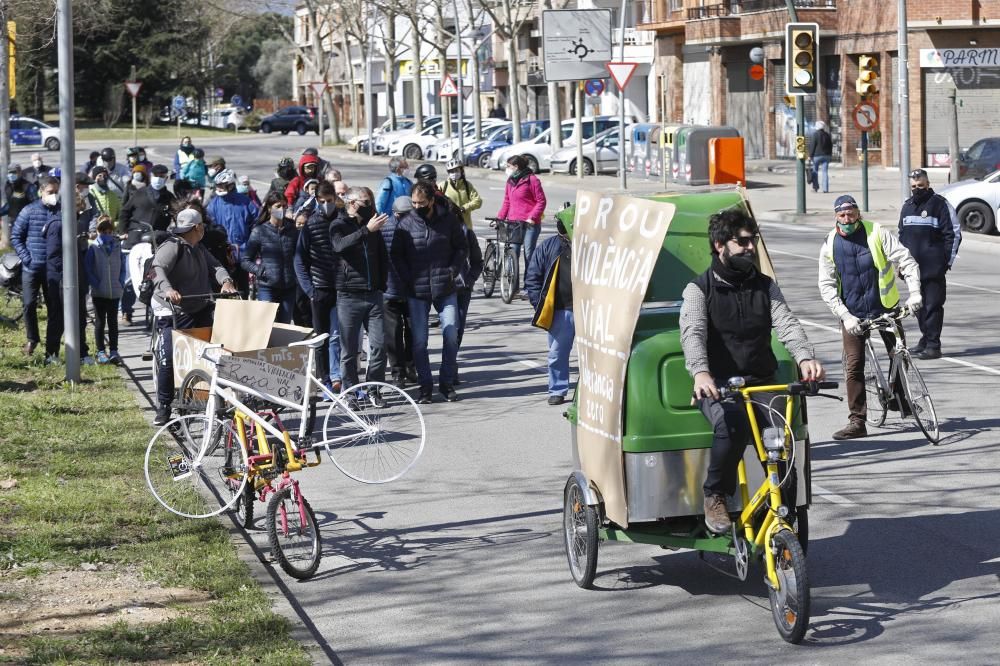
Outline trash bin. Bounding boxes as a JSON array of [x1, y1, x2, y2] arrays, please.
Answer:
[[679, 126, 740, 186], [627, 123, 657, 179], [665, 124, 695, 183], [708, 136, 746, 185]]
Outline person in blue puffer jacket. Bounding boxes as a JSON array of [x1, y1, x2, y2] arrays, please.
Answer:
[[381, 195, 416, 388], [11, 176, 61, 358], [390, 181, 468, 404], [241, 192, 299, 324], [375, 157, 412, 216], [206, 168, 259, 295]]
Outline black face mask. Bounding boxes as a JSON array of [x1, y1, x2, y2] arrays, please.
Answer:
[[414, 205, 430, 218], [356, 204, 374, 221], [724, 247, 756, 276], [910, 187, 933, 203]]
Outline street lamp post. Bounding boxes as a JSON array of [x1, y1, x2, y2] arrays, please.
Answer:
[[453, 0, 464, 163], [618, 0, 627, 191]]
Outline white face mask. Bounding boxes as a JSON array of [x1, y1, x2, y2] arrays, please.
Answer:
[[32, 160, 42, 169], [448, 172, 462, 182], [150, 176, 166, 190], [505, 167, 515, 177], [215, 188, 228, 197], [271, 207, 284, 219], [207, 167, 218, 178], [42, 193, 58, 207]]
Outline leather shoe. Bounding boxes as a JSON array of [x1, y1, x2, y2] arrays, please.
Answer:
[[548, 395, 565, 405], [916, 348, 941, 360], [911, 341, 926, 354], [832, 421, 868, 440], [23, 341, 37, 356], [440, 385, 459, 402], [417, 387, 433, 405]]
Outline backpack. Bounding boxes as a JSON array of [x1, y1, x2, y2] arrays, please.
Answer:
[[138, 238, 185, 305], [0, 252, 21, 289]]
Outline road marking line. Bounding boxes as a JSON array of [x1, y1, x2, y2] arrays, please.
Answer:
[[813, 484, 857, 506], [940, 356, 1000, 376], [769, 248, 817, 261], [519, 359, 544, 372], [947, 280, 1000, 295], [799, 318, 841, 334]]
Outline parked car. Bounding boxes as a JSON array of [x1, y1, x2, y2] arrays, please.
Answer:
[[259, 106, 319, 135], [425, 119, 511, 162], [550, 125, 627, 176], [464, 121, 550, 169], [937, 169, 1000, 234], [955, 137, 1000, 181], [351, 115, 417, 152], [10, 115, 60, 151], [389, 118, 501, 160], [375, 116, 444, 155], [200, 106, 245, 130], [489, 117, 628, 173]]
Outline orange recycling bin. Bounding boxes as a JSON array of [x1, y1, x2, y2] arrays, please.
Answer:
[[708, 136, 745, 185]]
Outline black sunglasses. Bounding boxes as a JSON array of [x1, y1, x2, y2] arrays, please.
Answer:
[[731, 234, 759, 248]]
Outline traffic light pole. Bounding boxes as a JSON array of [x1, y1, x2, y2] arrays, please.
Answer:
[[861, 131, 869, 212], [796, 104, 806, 214]]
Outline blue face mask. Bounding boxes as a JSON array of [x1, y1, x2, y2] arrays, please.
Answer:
[[236, 184, 248, 194], [6, 174, 17, 183]]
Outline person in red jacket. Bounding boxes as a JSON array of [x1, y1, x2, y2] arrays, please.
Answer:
[[496, 154, 546, 286], [284, 153, 321, 206]]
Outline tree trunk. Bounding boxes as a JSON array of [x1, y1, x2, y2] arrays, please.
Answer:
[[505, 30, 521, 144], [471, 39, 482, 140], [344, 36, 360, 138], [386, 17, 397, 130], [324, 88, 341, 143], [0, 19, 9, 249], [440, 52, 451, 139], [410, 17, 423, 131]]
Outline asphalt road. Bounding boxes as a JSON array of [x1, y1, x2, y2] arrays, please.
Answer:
[[106, 134, 1000, 664]]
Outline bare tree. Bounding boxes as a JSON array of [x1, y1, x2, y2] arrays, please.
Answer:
[[473, 0, 533, 143]]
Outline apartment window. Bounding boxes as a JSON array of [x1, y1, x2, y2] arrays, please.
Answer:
[[670, 0, 684, 13]]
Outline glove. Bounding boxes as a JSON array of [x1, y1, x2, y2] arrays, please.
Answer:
[[843, 314, 863, 337], [906, 294, 922, 311]]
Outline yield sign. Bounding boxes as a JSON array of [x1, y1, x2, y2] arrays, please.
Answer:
[[606, 62, 638, 92], [124, 81, 142, 98], [440, 73, 459, 97], [309, 81, 328, 97]]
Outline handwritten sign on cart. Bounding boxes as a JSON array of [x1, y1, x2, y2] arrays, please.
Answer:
[[218, 355, 307, 405], [572, 192, 675, 526]]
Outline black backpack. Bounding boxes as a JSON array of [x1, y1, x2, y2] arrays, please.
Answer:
[[138, 238, 185, 305]]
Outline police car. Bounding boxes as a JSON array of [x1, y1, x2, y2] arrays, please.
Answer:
[[10, 115, 60, 151]]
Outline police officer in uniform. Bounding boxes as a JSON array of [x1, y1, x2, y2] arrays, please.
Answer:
[[898, 169, 961, 360]]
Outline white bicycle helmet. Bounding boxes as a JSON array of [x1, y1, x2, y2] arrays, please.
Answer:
[[213, 168, 237, 186], [445, 159, 463, 172]]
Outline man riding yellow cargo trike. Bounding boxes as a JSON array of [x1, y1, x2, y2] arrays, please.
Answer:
[[558, 190, 838, 644]]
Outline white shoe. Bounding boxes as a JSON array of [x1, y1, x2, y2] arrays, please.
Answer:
[[81, 356, 96, 366], [44, 354, 60, 365]]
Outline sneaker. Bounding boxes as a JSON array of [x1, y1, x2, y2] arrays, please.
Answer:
[[703, 494, 731, 534], [23, 341, 37, 357], [96, 351, 111, 365], [417, 388, 433, 405], [120, 313, 132, 325], [153, 405, 172, 427], [832, 421, 868, 440], [371, 390, 387, 408], [440, 385, 459, 402], [81, 355, 96, 366], [548, 395, 566, 406], [44, 354, 60, 365], [109, 351, 122, 366], [331, 380, 343, 394], [391, 375, 407, 389], [916, 348, 941, 360], [405, 366, 419, 383]]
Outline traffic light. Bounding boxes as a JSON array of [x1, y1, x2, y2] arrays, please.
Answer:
[[795, 135, 807, 160], [857, 54, 879, 97], [785, 22, 819, 96]]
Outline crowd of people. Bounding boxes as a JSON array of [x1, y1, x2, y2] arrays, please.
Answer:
[[9, 136, 566, 426]]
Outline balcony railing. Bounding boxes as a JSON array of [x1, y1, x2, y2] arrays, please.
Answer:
[[687, 0, 835, 20], [614, 27, 656, 46]]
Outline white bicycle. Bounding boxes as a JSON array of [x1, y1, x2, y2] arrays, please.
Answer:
[[144, 333, 426, 519]]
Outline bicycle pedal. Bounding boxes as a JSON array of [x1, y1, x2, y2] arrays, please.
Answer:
[[141, 351, 153, 361]]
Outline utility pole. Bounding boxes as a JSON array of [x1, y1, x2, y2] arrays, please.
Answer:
[[948, 88, 960, 184], [57, 0, 80, 382], [785, 0, 806, 214], [130, 64, 137, 146], [617, 0, 627, 191], [453, 0, 465, 162], [898, 0, 911, 200]]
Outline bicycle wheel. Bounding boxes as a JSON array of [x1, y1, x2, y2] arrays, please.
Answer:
[[767, 529, 810, 644], [898, 351, 941, 444], [176, 369, 212, 417], [861, 341, 889, 427], [482, 242, 498, 298], [563, 475, 599, 589], [144, 414, 249, 519], [500, 248, 518, 304], [0, 286, 23, 323], [322, 381, 426, 483], [232, 480, 256, 528], [266, 484, 321, 579]]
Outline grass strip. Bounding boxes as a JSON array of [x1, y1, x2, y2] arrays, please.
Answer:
[[0, 321, 310, 665]]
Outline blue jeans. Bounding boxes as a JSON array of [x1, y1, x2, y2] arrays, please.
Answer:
[[257, 285, 295, 325], [512, 222, 541, 285], [337, 291, 386, 388], [813, 155, 830, 193], [456, 288, 472, 349], [408, 293, 459, 390], [547, 309, 575, 397]]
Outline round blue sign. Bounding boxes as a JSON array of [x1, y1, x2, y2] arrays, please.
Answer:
[[215, 87, 224, 99], [230, 95, 243, 108], [172, 95, 186, 110], [584, 79, 606, 97]]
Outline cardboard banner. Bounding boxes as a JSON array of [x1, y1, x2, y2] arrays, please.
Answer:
[[218, 355, 308, 405], [572, 191, 675, 527]]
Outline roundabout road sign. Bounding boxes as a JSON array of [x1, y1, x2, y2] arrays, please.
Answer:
[[584, 79, 605, 96], [852, 101, 879, 132], [172, 95, 186, 111]]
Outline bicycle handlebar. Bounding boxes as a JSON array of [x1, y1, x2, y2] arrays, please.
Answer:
[[861, 306, 912, 332]]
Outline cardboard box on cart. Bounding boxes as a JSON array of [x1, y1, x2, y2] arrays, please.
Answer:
[[171, 300, 313, 386]]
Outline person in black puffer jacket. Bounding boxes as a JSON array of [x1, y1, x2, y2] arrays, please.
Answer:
[[390, 181, 468, 404], [294, 180, 343, 389], [241, 192, 299, 324], [330, 187, 389, 389]]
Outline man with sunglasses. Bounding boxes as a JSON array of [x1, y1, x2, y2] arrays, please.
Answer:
[[819, 194, 922, 440], [682, 209, 824, 534], [897, 169, 961, 360]]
